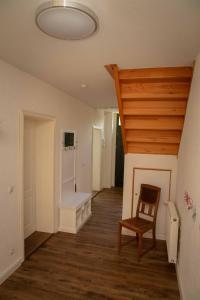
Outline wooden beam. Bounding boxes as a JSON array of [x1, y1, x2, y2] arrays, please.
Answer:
[[104, 64, 118, 79], [124, 116, 184, 130], [121, 93, 188, 101], [119, 67, 193, 83], [123, 107, 186, 116], [123, 100, 187, 109], [126, 130, 181, 144], [121, 81, 190, 97], [112, 65, 127, 153], [123, 100, 187, 116], [127, 142, 179, 155]]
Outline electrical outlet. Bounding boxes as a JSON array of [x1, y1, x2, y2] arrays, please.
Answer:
[[8, 186, 15, 194]]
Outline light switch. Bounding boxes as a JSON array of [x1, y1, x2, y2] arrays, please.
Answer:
[[8, 186, 15, 194]]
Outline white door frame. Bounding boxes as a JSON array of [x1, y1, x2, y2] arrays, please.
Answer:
[[18, 110, 56, 261]]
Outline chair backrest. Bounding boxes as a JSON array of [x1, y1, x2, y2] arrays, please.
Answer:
[[136, 184, 161, 224]]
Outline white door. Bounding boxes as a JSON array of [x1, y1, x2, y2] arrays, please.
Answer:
[[24, 119, 36, 239], [92, 128, 102, 191], [133, 169, 171, 240]]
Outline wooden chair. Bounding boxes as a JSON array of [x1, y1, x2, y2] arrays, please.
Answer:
[[118, 184, 161, 261]]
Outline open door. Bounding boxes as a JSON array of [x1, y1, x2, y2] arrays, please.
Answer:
[[22, 112, 55, 258]]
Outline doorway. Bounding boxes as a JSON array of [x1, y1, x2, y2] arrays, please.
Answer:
[[92, 127, 102, 192], [20, 112, 55, 259], [115, 114, 124, 187]]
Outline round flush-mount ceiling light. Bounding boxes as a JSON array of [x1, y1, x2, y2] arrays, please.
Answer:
[[36, 0, 99, 40]]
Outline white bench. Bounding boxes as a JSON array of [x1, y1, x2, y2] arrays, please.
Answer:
[[59, 192, 92, 234]]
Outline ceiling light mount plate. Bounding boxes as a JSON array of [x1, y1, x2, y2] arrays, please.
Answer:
[[36, 0, 99, 40]]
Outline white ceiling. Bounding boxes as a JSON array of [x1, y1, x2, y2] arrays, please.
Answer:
[[0, 0, 200, 108]]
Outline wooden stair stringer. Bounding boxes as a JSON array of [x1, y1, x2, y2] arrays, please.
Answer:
[[112, 64, 128, 153]]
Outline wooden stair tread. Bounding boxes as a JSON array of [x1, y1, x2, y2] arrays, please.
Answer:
[[123, 99, 187, 108], [127, 142, 179, 155], [123, 107, 186, 116], [105, 64, 192, 155], [125, 130, 181, 144], [119, 67, 193, 83], [121, 81, 190, 92], [124, 116, 184, 130], [121, 93, 188, 100]]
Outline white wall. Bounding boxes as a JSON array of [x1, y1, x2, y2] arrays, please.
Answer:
[[176, 55, 200, 300], [62, 132, 76, 198], [92, 128, 102, 191], [122, 153, 177, 238], [0, 59, 96, 283]]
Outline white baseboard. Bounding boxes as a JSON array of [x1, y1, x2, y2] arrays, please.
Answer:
[[59, 226, 77, 234], [0, 257, 23, 285], [176, 264, 185, 300]]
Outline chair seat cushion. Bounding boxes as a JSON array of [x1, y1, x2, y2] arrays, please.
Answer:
[[120, 217, 153, 233]]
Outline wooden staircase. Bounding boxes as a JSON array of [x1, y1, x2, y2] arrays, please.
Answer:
[[105, 65, 193, 155]]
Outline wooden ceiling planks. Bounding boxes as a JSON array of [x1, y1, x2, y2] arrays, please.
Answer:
[[105, 65, 193, 155]]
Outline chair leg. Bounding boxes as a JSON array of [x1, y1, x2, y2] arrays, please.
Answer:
[[136, 233, 139, 245], [152, 227, 156, 248], [118, 223, 122, 254], [137, 234, 143, 262]]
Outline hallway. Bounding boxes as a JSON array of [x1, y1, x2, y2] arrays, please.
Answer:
[[0, 189, 179, 300]]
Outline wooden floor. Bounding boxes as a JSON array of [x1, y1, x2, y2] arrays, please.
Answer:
[[0, 188, 180, 300], [25, 231, 52, 259]]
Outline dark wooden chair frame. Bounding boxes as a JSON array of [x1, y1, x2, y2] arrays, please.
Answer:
[[118, 184, 161, 261]]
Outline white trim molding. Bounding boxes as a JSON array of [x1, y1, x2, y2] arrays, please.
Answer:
[[0, 258, 23, 285]]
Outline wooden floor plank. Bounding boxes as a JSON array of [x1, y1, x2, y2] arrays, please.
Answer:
[[0, 188, 180, 300], [25, 231, 53, 258]]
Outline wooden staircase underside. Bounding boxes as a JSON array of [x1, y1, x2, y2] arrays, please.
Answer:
[[105, 65, 193, 155]]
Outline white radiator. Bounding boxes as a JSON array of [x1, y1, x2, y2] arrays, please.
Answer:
[[166, 201, 179, 264]]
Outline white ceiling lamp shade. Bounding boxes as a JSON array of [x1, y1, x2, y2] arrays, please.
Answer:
[[36, 1, 99, 40]]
